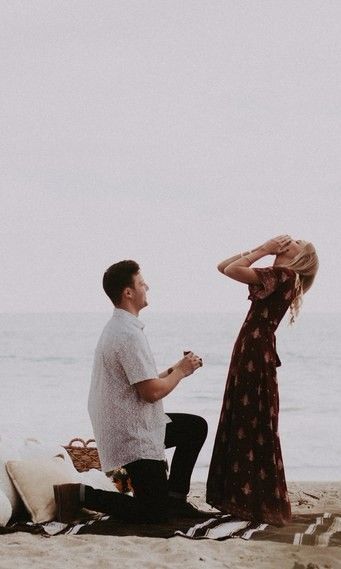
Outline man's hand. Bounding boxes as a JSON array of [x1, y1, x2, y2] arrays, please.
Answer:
[[177, 352, 203, 378], [137, 351, 203, 403]]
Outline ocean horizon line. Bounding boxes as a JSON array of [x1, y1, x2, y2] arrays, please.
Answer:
[[1, 310, 339, 316]]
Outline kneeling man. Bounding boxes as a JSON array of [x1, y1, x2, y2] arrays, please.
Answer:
[[54, 260, 209, 523]]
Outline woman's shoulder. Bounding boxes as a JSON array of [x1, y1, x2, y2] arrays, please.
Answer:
[[248, 266, 296, 301], [252, 265, 296, 280], [271, 266, 297, 281]]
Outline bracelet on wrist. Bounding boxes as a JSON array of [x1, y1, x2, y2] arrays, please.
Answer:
[[240, 250, 250, 258], [244, 253, 256, 265]]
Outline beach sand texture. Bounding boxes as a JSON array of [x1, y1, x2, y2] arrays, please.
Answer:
[[0, 482, 340, 569]]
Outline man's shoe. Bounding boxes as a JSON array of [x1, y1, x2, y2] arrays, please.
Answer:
[[168, 497, 217, 520], [53, 483, 81, 523]]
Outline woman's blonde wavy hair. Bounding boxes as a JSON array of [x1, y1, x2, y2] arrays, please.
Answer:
[[278, 241, 319, 324]]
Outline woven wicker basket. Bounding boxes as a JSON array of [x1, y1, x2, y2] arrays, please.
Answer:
[[63, 438, 101, 472]]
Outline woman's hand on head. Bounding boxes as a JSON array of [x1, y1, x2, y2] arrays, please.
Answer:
[[261, 235, 292, 255]]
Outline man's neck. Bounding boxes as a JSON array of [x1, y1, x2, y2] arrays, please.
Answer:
[[116, 303, 140, 318]]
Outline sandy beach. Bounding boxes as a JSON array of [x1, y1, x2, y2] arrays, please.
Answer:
[[0, 481, 340, 569]]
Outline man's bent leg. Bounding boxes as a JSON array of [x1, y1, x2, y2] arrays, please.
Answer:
[[124, 459, 169, 523], [84, 459, 168, 523], [83, 486, 141, 522], [165, 413, 208, 498], [54, 483, 140, 524]]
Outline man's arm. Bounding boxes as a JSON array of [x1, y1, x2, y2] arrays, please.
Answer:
[[135, 353, 202, 403]]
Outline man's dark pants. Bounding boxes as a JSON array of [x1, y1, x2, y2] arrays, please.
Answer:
[[84, 413, 208, 522]]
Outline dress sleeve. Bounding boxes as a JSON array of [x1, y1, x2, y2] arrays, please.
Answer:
[[248, 267, 281, 300]]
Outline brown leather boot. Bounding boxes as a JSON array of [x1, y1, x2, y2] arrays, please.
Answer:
[[53, 483, 81, 523]]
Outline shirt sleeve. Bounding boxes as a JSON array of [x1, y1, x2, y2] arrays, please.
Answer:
[[118, 330, 158, 386], [248, 267, 281, 300]]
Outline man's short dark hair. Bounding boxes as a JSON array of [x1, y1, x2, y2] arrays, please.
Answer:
[[103, 260, 140, 306]]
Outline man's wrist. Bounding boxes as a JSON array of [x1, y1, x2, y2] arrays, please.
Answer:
[[172, 366, 186, 381]]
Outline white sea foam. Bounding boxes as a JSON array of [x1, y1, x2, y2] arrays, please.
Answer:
[[0, 311, 340, 481]]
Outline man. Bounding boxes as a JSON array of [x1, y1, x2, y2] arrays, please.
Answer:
[[54, 260, 210, 523]]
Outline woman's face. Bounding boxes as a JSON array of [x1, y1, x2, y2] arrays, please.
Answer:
[[273, 238, 305, 266]]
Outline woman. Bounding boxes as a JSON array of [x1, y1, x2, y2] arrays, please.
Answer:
[[206, 235, 319, 526]]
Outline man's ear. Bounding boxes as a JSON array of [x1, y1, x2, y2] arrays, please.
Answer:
[[124, 287, 133, 299]]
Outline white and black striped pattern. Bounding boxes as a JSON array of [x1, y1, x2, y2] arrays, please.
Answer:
[[175, 512, 341, 547], [2, 512, 340, 547]]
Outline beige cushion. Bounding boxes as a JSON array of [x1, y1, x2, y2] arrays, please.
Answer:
[[19, 438, 76, 470], [6, 456, 78, 523], [0, 444, 21, 514], [0, 436, 77, 516], [0, 488, 12, 527]]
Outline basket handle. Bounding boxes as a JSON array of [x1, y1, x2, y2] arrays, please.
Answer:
[[67, 438, 96, 448]]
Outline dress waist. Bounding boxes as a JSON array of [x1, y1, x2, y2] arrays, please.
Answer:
[[238, 324, 282, 367]]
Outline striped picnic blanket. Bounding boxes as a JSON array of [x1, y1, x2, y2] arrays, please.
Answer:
[[176, 512, 341, 546], [1, 512, 340, 546]]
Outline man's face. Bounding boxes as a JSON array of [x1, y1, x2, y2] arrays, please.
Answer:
[[130, 272, 149, 310]]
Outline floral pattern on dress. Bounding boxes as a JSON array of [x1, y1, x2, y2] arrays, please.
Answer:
[[206, 267, 297, 526]]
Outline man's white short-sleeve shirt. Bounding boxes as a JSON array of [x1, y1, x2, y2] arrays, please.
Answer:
[[88, 308, 170, 472]]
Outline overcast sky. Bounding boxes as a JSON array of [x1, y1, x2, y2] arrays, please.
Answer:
[[1, 1, 340, 314]]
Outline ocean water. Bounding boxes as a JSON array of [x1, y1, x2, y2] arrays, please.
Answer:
[[0, 311, 340, 481]]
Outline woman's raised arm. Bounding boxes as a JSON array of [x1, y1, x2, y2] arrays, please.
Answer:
[[220, 235, 291, 285]]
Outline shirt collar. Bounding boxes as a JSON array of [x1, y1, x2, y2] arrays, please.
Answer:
[[113, 308, 145, 329]]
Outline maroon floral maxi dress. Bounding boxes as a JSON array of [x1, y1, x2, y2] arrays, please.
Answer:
[[206, 266, 297, 526]]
